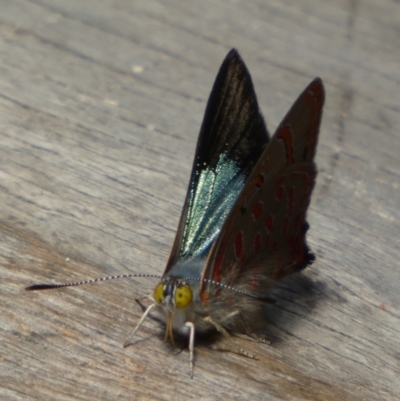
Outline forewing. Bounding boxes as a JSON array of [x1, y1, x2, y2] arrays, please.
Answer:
[[202, 78, 325, 295], [164, 49, 270, 273]]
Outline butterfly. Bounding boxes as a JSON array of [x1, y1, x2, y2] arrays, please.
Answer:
[[26, 49, 325, 377]]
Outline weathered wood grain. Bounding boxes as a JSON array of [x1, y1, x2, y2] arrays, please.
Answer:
[[1, 0, 399, 400]]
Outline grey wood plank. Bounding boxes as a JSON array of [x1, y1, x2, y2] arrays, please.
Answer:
[[1, 0, 399, 400]]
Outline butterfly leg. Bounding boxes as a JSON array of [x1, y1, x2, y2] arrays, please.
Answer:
[[184, 321, 195, 378], [234, 332, 271, 345], [203, 316, 258, 360], [234, 315, 271, 345], [123, 303, 156, 348]]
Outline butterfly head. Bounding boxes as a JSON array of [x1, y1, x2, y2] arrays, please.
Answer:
[[153, 277, 193, 311], [152, 277, 194, 346]]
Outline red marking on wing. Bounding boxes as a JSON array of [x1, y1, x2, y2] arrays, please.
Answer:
[[276, 185, 285, 201], [276, 125, 294, 165], [265, 215, 274, 232], [213, 247, 225, 284], [251, 201, 263, 221], [235, 231, 244, 260]]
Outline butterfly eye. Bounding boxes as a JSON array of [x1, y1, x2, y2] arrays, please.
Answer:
[[154, 283, 165, 304], [174, 285, 193, 309]]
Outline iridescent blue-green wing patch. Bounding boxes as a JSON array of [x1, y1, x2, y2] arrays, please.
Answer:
[[164, 49, 270, 273]]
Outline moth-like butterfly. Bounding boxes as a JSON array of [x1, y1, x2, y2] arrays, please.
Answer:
[[27, 49, 324, 377]]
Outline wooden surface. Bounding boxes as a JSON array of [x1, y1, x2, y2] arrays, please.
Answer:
[[1, 1, 399, 400]]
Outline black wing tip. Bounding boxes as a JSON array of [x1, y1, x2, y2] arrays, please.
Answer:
[[226, 48, 239, 57], [223, 48, 244, 68], [25, 284, 56, 291], [312, 76, 323, 84], [224, 54, 325, 94], [225, 51, 325, 97], [307, 77, 325, 102]]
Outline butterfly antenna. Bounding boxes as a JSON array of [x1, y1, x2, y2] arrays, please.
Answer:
[[25, 274, 162, 291], [186, 277, 274, 302]]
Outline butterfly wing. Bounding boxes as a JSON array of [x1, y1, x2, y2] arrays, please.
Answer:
[[202, 78, 325, 296], [164, 49, 270, 273]]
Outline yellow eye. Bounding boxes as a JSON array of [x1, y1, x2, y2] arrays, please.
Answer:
[[154, 283, 164, 304], [174, 285, 193, 309]]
